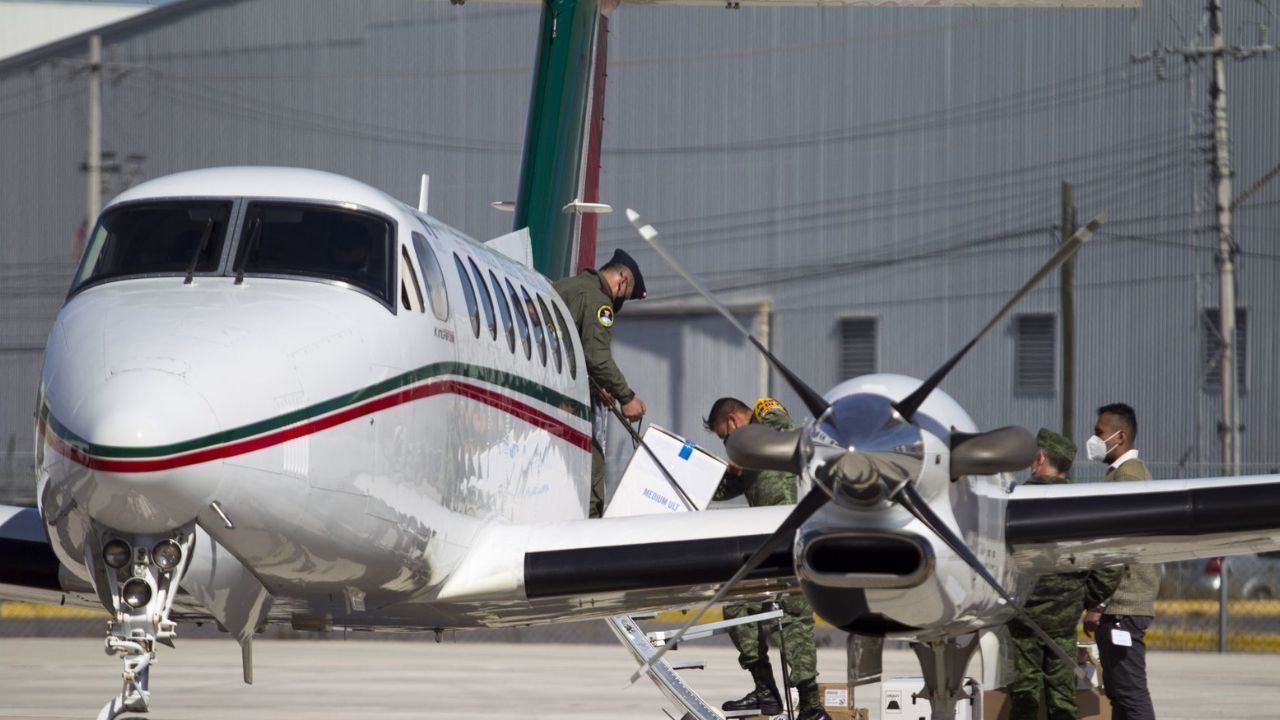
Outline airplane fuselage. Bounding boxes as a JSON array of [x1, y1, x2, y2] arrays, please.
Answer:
[[37, 167, 591, 626]]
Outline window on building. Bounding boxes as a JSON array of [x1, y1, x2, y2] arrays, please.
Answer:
[[838, 317, 877, 380], [1202, 307, 1247, 394], [1014, 313, 1055, 396]]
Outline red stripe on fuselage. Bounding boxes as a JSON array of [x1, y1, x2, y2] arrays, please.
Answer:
[[43, 379, 591, 473]]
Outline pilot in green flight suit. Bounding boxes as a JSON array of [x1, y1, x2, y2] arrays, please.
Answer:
[[704, 396, 830, 720], [552, 249, 648, 518]]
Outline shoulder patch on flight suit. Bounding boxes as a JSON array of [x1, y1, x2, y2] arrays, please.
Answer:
[[596, 305, 615, 328], [753, 397, 784, 422]]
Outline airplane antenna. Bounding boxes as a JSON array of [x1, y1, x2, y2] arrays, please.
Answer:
[[418, 174, 430, 213]]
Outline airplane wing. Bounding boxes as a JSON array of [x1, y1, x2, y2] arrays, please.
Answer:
[[0, 504, 71, 607], [428, 504, 799, 627], [1004, 474, 1280, 573]]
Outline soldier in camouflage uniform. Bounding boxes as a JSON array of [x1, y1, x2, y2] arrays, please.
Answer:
[[553, 249, 648, 518], [1008, 428, 1098, 720], [704, 397, 831, 720]]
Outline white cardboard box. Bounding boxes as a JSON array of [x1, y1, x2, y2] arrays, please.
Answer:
[[881, 677, 981, 720], [604, 425, 726, 517]]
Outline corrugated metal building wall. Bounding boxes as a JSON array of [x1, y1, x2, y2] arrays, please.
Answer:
[[0, 0, 1276, 505]]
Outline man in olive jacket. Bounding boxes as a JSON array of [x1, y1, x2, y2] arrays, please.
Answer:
[[1082, 403, 1157, 720], [553, 249, 648, 518]]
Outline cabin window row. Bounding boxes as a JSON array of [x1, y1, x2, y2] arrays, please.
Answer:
[[455, 251, 576, 379], [448, 251, 578, 379], [396, 232, 577, 380]]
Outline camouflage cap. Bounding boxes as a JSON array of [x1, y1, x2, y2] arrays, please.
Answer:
[[1035, 428, 1076, 460]]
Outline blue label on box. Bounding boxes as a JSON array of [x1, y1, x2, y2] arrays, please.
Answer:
[[678, 442, 694, 460]]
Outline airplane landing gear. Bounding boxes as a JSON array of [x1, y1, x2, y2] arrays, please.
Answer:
[[87, 523, 194, 720], [97, 638, 153, 720], [910, 633, 981, 720]]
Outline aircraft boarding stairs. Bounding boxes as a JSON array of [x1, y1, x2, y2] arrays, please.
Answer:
[[608, 608, 786, 720], [601, 424, 797, 719]]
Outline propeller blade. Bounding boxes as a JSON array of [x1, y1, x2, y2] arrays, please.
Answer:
[[627, 486, 830, 686], [892, 214, 1105, 422], [895, 483, 1096, 693], [625, 209, 831, 420], [725, 425, 803, 472]]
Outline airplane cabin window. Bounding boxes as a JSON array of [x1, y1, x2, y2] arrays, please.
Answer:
[[232, 203, 394, 306], [490, 270, 516, 354], [521, 286, 547, 367], [401, 247, 424, 313], [453, 253, 481, 338], [552, 302, 577, 380], [506, 278, 532, 360], [538, 295, 563, 374], [467, 257, 498, 341], [71, 200, 233, 294], [411, 231, 449, 321]]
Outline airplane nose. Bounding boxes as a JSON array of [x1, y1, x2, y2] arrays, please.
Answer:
[[62, 371, 222, 533]]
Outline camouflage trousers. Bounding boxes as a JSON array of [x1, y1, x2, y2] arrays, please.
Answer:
[[724, 596, 817, 686], [1008, 630, 1078, 720]]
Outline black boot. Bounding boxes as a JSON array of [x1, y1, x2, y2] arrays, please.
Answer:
[[721, 662, 783, 715], [795, 680, 832, 720]]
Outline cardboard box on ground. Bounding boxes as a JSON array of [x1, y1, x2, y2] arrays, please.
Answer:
[[740, 684, 870, 720], [820, 683, 869, 720], [981, 689, 1110, 720]]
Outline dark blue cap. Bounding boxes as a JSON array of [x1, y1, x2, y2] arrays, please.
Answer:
[[606, 248, 646, 300]]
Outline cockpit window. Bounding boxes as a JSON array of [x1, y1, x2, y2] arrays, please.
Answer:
[[233, 203, 394, 306], [71, 201, 233, 293]]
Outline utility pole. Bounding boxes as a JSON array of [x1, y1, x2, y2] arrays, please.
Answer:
[[86, 34, 102, 224], [1059, 181, 1075, 443], [1207, 0, 1240, 480], [1133, 0, 1276, 656], [1132, 1, 1275, 480]]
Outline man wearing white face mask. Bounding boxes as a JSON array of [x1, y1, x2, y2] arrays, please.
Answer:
[[1081, 403, 1156, 720]]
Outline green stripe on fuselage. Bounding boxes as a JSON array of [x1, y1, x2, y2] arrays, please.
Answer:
[[46, 362, 589, 460]]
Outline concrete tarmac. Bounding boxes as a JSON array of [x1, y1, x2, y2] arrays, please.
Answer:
[[2, 638, 1278, 719]]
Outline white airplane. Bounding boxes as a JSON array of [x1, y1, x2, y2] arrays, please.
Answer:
[[3, 165, 1280, 720]]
